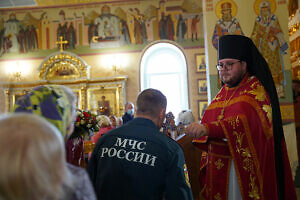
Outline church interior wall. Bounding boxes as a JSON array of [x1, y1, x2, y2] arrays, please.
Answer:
[[0, 0, 204, 121]]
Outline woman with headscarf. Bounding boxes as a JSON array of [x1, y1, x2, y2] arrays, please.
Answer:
[[12, 85, 96, 200]]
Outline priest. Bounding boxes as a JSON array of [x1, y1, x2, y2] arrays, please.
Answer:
[[185, 35, 296, 200]]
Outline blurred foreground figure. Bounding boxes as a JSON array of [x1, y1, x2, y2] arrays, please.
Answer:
[[0, 113, 73, 200], [12, 85, 96, 200]]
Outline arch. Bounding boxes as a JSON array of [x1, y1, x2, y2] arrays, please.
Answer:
[[39, 51, 90, 81], [140, 41, 189, 117]]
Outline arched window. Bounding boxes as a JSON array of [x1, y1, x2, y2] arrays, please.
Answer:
[[140, 42, 189, 117]]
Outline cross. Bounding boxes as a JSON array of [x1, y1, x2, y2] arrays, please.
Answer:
[[214, 159, 224, 170], [56, 36, 68, 52]]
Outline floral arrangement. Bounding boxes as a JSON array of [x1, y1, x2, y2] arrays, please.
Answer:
[[75, 109, 100, 133]]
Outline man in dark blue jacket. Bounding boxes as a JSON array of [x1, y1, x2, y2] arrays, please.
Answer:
[[87, 88, 193, 200], [122, 102, 135, 124]]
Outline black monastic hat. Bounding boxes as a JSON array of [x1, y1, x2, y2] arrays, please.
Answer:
[[218, 34, 286, 200]]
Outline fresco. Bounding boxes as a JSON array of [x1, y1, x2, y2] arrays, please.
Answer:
[[0, 0, 203, 58], [212, 0, 244, 49], [210, 0, 289, 97], [251, 0, 288, 97]]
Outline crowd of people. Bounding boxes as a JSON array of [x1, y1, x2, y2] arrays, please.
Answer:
[[0, 84, 194, 200], [0, 35, 297, 200]]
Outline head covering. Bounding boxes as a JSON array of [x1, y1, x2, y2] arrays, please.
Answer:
[[176, 110, 194, 126], [221, 2, 231, 10], [12, 85, 73, 137], [218, 35, 252, 64], [260, 0, 270, 9], [218, 34, 285, 199]]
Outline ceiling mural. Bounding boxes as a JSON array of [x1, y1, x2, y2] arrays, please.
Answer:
[[0, 0, 203, 59]]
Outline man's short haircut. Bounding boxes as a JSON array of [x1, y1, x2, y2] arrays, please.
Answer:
[[136, 88, 167, 118]]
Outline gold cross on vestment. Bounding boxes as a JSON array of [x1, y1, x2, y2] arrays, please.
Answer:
[[214, 159, 224, 170], [56, 36, 68, 52]]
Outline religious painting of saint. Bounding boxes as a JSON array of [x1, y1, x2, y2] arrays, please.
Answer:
[[166, 14, 175, 41], [198, 100, 208, 120], [0, 0, 206, 57], [87, 88, 118, 116], [195, 53, 206, 73], [67, 22, 76, 49], [91, 5, 123, 49], [50, 62, 80, 80], [120, 19, 131, 45], [98, 95, 111, 116], [176, 14, 187, 42], [191, 15, 200, 41], [4, 13, 21, 53], [251, 0, 288, 98], [159, 12, 168, 40], [198, 79, 207, 94], [56, 67, 75, 76], [212, 0, 244, 49], [57, 10, 68, 50]]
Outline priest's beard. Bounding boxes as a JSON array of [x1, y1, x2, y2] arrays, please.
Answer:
[[221, 70, 247, 88], [261, 11, 271, 23]]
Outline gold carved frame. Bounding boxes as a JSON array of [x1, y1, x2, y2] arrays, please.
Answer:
[[39, 51, 90, 80], [3, 51, 127, 116], [4, 77, 127, 115], [87, 83, 124, 116]]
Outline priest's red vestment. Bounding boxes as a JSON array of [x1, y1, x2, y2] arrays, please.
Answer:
[[193, 75, 296, 200]]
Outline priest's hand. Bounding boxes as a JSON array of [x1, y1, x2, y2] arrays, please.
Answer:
[[185, 122, 207, 139]]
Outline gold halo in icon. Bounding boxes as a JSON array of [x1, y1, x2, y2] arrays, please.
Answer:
[[215, 0, 238, 19], [253, 0, 276, 15]]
